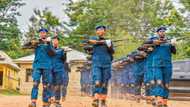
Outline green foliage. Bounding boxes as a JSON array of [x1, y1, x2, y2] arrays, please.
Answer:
[[0, 0, 28, 58], [181, 0, 190, 11], [26, 8, 61, 39], [66, 0, 189, 59], [1, 0, 190, 60]]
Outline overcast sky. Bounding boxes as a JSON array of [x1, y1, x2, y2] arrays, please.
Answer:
[[16, 0, 189, 32], [16, 0, 71, 32]]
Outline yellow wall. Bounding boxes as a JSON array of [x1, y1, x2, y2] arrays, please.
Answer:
[[17, 62, 44, 95], [18, 63, 33, 94], [0, 64, 19, 90]]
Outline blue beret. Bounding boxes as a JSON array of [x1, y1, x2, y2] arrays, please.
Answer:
[[156, 27, 167, 32], [95, 25, 106, 30], [39, 28, 48, 33]]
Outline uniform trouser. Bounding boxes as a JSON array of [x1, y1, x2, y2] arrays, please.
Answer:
[[62, 71, 69, 97], [51, 71, 63, 101], [144, 68, 151, 96], [134, 74, 144, 95], [126, 71, 136, 94], [31, 68, 52, 103], [80, 71, 84, 93], [146, 66, 172, 98], [80, 71, 89, 94], [92, 64, 111, 96]]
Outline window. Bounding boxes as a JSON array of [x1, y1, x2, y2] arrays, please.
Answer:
[[25, 69, 32, 82], [0, 71, 3, 86]]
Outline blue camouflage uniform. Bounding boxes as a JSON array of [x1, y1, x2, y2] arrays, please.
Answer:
[[51, 48, 65, 101], [144, 42, 156, 97], [127, 62, 137, 95], [119, 66, 127, 97], [90, 36, 113, 96], [88, 68, 93, 96], [61, 62, 70, 98], [80, 62, 91, 95], [121, 64, 131, 95], [134, 59, 146, 96], [31, 39, 54, 103], [111, 68, 123, 98], [110, 68, 119, 97], [144, 34, 176, 98]]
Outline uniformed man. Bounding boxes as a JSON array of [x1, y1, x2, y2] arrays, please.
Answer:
[[144, 27, 176, 107], [80, 61, 91, 96], [133, 50, 147, 102], [51, 36, 66, 107], [125, 54, 137, 99], [61, 61, 70, 102], [28, 28, 55, 107], [110, 60, 120, 98], [142, 41, 156, 104], [120, 60, 131, 99], [88, 25, 114, 107]]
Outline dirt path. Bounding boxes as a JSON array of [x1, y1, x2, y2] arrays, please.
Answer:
[[0, 95, 189, 107]]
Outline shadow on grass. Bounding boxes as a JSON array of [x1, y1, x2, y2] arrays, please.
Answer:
[[0, 89, 22, 96]]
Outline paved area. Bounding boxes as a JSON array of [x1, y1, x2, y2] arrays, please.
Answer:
[[0, 95, 189, 107]]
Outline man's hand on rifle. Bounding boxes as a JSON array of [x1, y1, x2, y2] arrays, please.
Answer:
[[171, 38, 177, 46], [31, 39, 38, 46], [147, 47, 154, 52], [105, 39, 112, 47], [88, 40, 106, 45], [153, 40, 163, 45], [88, 40, 97, 44]]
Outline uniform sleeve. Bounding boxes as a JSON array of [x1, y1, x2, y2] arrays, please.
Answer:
[[170, 45, 176, 54], [64, 62, 71, 72], [107, 41, 115, 54], [89, 36, 98, 40], [47, 44, 55, 56], [61, 50, 67, 62]]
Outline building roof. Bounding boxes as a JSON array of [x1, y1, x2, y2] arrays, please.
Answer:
[[0, 50, 20, 70], [66, 49, 87, 62], [14, 48, 87, 63], [14, 54, 34, 63]]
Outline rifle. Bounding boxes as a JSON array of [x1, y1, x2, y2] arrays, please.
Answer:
[[79, 34, 132, 44], [22, 38, 40, 49], [22, 37, 52, 49]]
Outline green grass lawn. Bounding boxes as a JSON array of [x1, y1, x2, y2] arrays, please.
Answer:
[[0, 89, 22, 96]]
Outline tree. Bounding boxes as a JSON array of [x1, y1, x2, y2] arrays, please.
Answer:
[[25, 8, 61, 40], [181, 0, 190, 11], [0, 0, 27, 58], [25, 7, 85, 50], [66, 0, 188, 59]]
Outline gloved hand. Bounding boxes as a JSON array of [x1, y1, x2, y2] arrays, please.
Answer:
[[46, 37, 51, 42], [171, 38, 177, 46], [63, 46, 72, 52], [105, 39, 112, 47]]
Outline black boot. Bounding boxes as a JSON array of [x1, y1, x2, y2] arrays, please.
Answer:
[[92, 99, 99, 107], [55, 102, 62, 107], [152, 99, 157, 107], [162, 104, 168, 107], [42, 102, 50, 107], [42, 105, 50, 107], [28, 102, 36, 107], [100, 100, 107, 107]]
